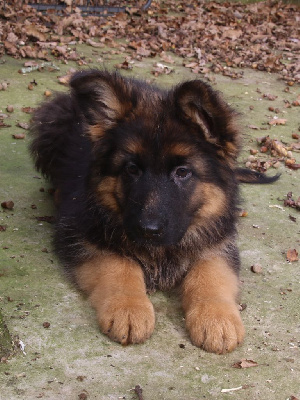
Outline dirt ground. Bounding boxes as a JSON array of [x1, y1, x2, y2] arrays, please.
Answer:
[[0, 43, 299, 399]]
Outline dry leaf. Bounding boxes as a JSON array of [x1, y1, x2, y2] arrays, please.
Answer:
[[269, 118, 287, 126], [17, 122, 29, 130], [222, 29, 243, 41], [86, 39, 105, 48], [21, 107, 36, 114], [25, 24, 47, 42], [13, 133, 26, 139], [232, 359, 258, 369], [1, 200, 14, 210], [248, 124, 259, 130], [238, 210, 248, 217], [136, 47, 151, 57], [160, 52, 175, 64], [287, 249, 299, 262], [283, 192, 300, 211]]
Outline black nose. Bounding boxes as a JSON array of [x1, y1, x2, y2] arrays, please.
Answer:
[[138, 219, 164, 238]]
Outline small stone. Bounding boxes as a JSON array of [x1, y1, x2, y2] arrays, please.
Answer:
[[251, 264, 263, 274], [42, 322, 50, 328], [6, 105, 14, 113], [247, 155, 256, 162], [260, 146, 268, 153], [1, 82, 8, 91], [1, 200, 14, 210]]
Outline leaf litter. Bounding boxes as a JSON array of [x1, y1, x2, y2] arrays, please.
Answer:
[[0, 0, 299, 83], [245, 133, 300, 173], [283, 192, 300, 211]]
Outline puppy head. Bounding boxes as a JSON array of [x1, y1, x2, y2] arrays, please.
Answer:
[[71, 71, 239, 246]]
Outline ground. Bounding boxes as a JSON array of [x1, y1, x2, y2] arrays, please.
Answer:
[[0, 42, 299, 399]]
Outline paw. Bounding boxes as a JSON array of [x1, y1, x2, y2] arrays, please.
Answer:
[[185, 301, 245, 354], [97, 295, 155, 345]]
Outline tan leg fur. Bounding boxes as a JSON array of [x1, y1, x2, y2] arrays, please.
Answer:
[[75, 253, 155, 345], [182, 256, 245, 354]]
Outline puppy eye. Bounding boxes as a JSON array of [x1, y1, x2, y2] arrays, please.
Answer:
[[175, 167, 192, 179], [126, 163, 140, 176]]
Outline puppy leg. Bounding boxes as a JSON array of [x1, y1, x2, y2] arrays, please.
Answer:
[[182, 256, 245, 354], [75, 253, 155, 345]]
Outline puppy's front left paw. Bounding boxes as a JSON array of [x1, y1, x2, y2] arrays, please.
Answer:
[[185, 301, 245, 354]]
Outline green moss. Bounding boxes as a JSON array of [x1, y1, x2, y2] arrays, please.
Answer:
[[0, 311, 12, 358]]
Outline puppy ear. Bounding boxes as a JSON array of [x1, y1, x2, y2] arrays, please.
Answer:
[[174, 80, 240, 161], [70, 70, 133, 140]]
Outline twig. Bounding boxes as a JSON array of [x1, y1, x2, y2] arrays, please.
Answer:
[[134, 385, 144, 400], [20, 62, 60, 74], [221, 386, 243, 393]]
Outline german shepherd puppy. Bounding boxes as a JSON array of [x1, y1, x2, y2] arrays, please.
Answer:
[[30, 70, 278, 354]]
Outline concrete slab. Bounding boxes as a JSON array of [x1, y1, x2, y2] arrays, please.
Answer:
[[0, 49, 299, 399]]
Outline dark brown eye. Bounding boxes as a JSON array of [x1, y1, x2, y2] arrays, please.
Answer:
[[126, 163, 140, 176], [175, 167, 192, 179]]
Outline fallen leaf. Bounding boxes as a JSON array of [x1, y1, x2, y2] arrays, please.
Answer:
[[238, 210, 248, 217], [13, 133, 26, 139], [86, 38, 105, 48], [184, 62, 199, 69], [21, 107, 36, 114], [25, 24, 47, 42], [269, 118, 287, 126], [286, 163, 300, 170], [160, 51, 175, 64], [136, 46, 151, 57], [287, 249, 299, 262], [289, 215, 297, 223], [222, 28, 243, 41], [17, 122, 29, 130], [248, 124, 259, 130], [232, 359, 258, 369], [263, 93, 278, 101], [283, 192, 300, 211], [1, 201, 14, 210]]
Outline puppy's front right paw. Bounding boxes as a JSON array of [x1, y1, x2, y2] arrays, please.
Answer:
[[97, 294, 155, 345]]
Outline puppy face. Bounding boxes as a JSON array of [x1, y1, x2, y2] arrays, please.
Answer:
[[70, 71, 240, 247]]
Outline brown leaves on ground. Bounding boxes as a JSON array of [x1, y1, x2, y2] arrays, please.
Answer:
[[1, 200, 14, 210], [245, 134, 300, 173], [284, 192, 300, 211], [286, 249, 298, 262], [232, 359, 259, 369], [0, 1, 299, 82]]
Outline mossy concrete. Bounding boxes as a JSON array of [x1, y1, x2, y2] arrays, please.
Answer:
[[0, 47, 299, 399], [0, 311, 12, 358]]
